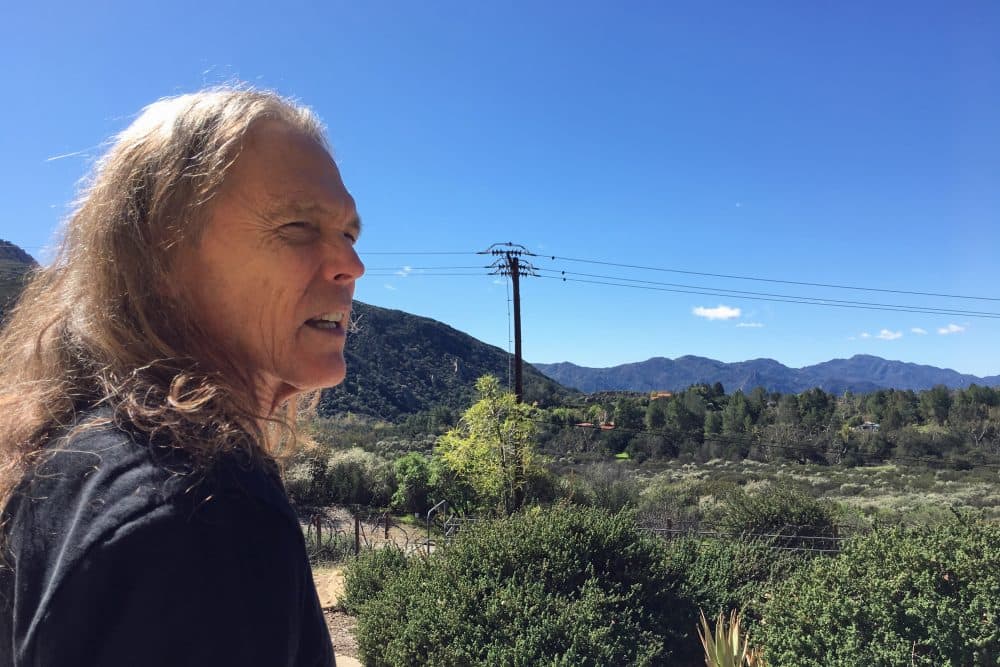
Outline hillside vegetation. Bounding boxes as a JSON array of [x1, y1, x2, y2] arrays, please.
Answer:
[[0, 240, 36, 320], [318, 301, 573, 420]]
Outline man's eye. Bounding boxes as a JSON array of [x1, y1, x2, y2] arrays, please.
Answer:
[[280, 222, 317, 237]]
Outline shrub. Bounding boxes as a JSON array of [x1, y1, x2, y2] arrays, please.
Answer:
[[759, 519, 1000, 666], [663, 537, 808, 625], [713, 484, 838, 548], [284, 446, 396, 507], [341, 545, 412, 615], [326, 447, 395, 506], [354, 505, 701, 666], [391, 452, 433, 513], [284, 458, 328, 506]]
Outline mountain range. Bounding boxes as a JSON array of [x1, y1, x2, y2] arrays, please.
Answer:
[[533, 355, 1000, 395]]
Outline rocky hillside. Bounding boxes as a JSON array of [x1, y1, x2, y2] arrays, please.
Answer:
[[0, 240, 37, 320], [319, 301, 573, 420]]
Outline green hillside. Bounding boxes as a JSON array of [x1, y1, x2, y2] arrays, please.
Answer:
[[319, 301, 573, 420], [0, 240, 37, 320]]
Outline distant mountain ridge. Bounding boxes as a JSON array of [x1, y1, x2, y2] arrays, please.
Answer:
[[534, 355, 1000, 394]]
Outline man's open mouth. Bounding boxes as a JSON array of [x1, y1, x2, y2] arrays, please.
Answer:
[[305, 312, 346, 330]]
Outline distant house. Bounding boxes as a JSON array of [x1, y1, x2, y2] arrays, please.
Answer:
[[575, 422, 616, 430], [650, 391, 673, 401], [854, 421, 880, 433]]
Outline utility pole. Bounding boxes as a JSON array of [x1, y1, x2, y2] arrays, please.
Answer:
[[480, 243, 537, 402]]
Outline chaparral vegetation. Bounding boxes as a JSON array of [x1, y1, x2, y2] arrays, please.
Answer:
[[289, 375, 1000, 665]]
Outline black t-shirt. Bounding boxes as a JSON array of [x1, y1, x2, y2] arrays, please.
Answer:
[[0, 417, 335, 667]]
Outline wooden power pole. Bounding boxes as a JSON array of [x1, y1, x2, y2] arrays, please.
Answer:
[[480, 243, 537, 402]]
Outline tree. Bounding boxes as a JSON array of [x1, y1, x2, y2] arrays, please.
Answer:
[[391, 452, 433, 514], [646, 399, 668, 430], [722, 390, 752, 436], [613, 396, 645, 431], [776, 394, 800, 425], [919, 385, 952, 426], [435, 375, 539, 514]]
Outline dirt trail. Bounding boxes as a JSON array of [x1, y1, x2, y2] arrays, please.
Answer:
[[312, 566, 361, 662]]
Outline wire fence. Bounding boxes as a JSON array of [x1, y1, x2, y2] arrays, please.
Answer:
[[299, 502, 913, 561]]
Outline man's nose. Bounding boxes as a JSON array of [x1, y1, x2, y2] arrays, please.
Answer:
[[322, 244, 365, 283]]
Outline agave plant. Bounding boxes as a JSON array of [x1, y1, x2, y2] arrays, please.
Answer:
[[698, 608, 765, 667]]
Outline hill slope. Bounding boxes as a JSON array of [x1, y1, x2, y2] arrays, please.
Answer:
[[319, 301, 572, 420], [0, 240, 37, 320], [535, 354, 1000, 394]]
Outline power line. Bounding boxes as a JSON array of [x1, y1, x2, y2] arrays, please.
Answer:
[[364, 266, 487, 271], [362, 251, 478, 255], [546, 254, 1000, 303], [364, 272, 485, 277], [534, 268, 1000, 319], [536, 274, 1000, 319]]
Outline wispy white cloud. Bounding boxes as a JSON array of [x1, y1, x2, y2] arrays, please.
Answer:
[[693, 305, 741, 321], [45, 148, 91, 162], [938, 323, 966, 335], [911, 327, 928, 335], [492, 279, 504, 286], [877, 329, 903, 341], [395, 265, 412, 277], [860, 332, 871, 339], [384, 283, 396, 291], [736, 322, 764, 328]]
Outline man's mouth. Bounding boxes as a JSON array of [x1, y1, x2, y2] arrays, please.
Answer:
[[305, 312, 347, 330]]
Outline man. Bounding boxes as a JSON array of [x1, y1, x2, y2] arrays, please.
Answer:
[[0, 88, 363, 666]]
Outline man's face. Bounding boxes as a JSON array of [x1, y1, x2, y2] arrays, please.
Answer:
[[177, 121, 364, 412]]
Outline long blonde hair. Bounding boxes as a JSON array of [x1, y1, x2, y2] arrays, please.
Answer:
[[0, 87, 328, 510]]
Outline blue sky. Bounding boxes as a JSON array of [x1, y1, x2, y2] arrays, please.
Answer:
[[3, 2, 999, 375]]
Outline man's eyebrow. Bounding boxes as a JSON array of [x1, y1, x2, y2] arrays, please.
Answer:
[[264, 198, 361, 237], [263, 199, 333, 219]]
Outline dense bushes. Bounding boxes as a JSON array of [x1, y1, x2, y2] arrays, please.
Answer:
[[347, 505, 701, 666], [759, 520, 1000, 666], [663, 537, 807, 625], [341, 545, 410, 615], [286, 447, 395, 506], [714, 485, 839, 546]]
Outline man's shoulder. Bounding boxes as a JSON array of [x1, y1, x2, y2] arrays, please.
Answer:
[[6, 413, 297, 564], [24, 415, 200, 515]]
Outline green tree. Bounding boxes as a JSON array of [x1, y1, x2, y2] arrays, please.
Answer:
[[776, 394, 800, 425], [919, 385, 952, 426], [435, 375, 538, 514], [645, 398, 668, 430], [614, 396, 645, 431], [722, 390, 752, 436], [391, 452, 433, 514]]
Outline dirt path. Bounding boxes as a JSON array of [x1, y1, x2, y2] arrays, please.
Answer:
[[312, 566, 362, 663]]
